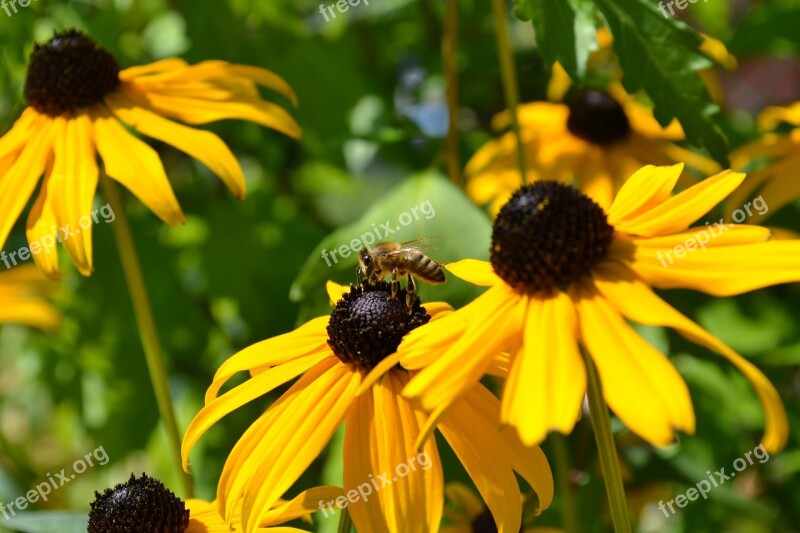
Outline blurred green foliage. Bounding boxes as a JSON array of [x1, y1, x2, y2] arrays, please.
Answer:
[[0, 0, 798, 532]]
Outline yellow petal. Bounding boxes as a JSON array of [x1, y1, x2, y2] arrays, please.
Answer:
[[547, 62, 572, 102], [119, 58, 189, 81], [139, 91, 301, 139], [614, 169, 746, 237], [327, 280, 350, 305], [402, 286, 525, 412], [439, 387, 523, 532], [344, 372, 443, 533], [206, 316, 329, 401], [606, 164, 683, 225], [241, 360, 359, 531], [108, 91, 247, 198], [225, 63, 299, 107], [463, 384, 554, 510], [26, 159, 60, 279], [574, 281, 695, 446], [260, 486, 345, 526], [445, 259, 502, 286], [50, 114, 98, 275], [620, 231, 800, 296], [758, 101, 800, 130], [0, 113, 54, 251], [181, 352, 332, 472], [92, 108, 185, 225], [502, 292, 584, 446], [593, 262, 788, 452]]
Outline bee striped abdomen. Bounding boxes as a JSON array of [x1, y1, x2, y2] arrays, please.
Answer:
[[412, 254, 445, 283]]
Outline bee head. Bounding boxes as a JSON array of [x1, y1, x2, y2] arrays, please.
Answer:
[[358, 248, 373, 273]]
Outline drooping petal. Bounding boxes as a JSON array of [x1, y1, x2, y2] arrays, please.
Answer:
[[344, 371, 443, 533], [614, 170, 745, 237], [119, 58, 189, 81], [462, 384, 554, 511], [574, 281, 695, 446], [137, 91, 301, 139], [49, 114, 98, 275], [402, 285, 526, 412], [107, 90, 247, 198], [26, 158, 60, 278], [241, 360, 360, 532], [181, 352, 334, 471], [0, 113, 55, 251], [593, 262, 788, 452], [502, 292, 585, 446], [92, 108, 185, 225], [438, 388, 523, 533]]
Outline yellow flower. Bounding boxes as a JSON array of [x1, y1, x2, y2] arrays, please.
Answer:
[[442, 483, 562, 533], [466, 86, 720, 215], [182, 281, 553, 533], [400, 164, 795, 453], [727, 102, 800, 224], [88, 473, 333, 532], [0, 264, 60, 329], [0, 29, 299, 279]]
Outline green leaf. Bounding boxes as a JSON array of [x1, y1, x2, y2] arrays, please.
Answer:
[[289, 171, 492, 308], [2, 512, 88, 533], [515, 0, 598, 80], [592, 0, 730, 165]]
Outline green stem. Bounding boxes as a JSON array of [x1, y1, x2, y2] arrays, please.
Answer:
[[551, 433, 580, 533], [337, 506, 354, 533], [490, 0, 528, 183], [101, 177, 194, 498], [443, 0, 461, 185], [584, 353, 631, 532]]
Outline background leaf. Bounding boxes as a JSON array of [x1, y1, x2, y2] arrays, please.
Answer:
[[592, 0, 730, 164]]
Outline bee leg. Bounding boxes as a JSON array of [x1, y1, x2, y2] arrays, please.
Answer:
[[406, 273, 417, 312], [355, 266, 363, 285], [390, 268, 399, 299]]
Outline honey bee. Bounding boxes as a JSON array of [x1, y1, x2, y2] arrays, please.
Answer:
[[358, 239, 446, 311]]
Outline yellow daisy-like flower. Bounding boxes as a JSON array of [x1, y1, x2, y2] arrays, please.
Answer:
[[466, 85, 720, 216], [0, 263, 60, 329], [442, 483, 562, 533], [727, 102, 800, 224], [182, 281, 553, 533], [400, 164, 795, 454], [88, 473, 336, 532], [0, 29, 299, 279]]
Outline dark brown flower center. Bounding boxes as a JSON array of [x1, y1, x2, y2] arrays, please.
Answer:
[[24, 29, 120, 117], [327, 281, 430, 370], [566, 89, 630, 145], [88, 473, 189, 533], [491, 181, 614, 293]]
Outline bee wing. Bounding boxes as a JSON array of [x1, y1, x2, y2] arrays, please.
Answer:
[[395, 236, 439, 252]]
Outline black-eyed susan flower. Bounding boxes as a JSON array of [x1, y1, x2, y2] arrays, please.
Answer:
[[182, 281, 553, 533], [401, 164, 796, 454], [88, 473, 335, 532], [467, 26, 731, 218], [466, 86, 720, 215], [0, 264, 60, 329], [0, 29, 299, 279], [727, 102, 800, 224], [443, 483, 562, 533]]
